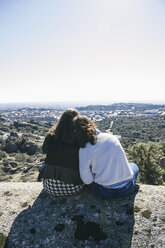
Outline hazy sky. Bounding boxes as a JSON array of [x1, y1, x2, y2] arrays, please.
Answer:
[[0, 0, 165, 104]]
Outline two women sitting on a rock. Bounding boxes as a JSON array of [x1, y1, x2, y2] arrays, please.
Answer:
[[38, 109, 139, 199]]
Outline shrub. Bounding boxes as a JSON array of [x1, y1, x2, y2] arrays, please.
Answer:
[[0, 165, 3, 173], [17, 138, 39, 155], [128, 142, 165, 185], [0, 151, 7, 160], [21, 177, 28, 182], [15, 153, 29, 162]]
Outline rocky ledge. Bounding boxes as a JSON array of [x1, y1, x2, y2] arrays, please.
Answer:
[[0, 183, 165, 248]]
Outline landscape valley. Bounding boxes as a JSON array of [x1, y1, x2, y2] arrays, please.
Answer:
[[0, 102, 165, 185]]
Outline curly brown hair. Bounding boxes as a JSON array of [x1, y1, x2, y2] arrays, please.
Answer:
[[46, 109, 79, 144], [73, 115, 97, 148]]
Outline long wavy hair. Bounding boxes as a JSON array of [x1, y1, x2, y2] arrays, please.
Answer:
[[73, 115, 97, 148], [46, 109, 79, 144]]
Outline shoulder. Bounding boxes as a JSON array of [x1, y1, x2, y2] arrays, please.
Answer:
[[94, 133, 124, 158], [80, 133, 119, 149], [42, 135, 60, 153], [97, 133, 119, 145]]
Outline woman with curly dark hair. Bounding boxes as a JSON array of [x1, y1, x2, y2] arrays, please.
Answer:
[[74, 116, 139, 199], [72, 115, 97, 148], [38, 109, 85, 196]]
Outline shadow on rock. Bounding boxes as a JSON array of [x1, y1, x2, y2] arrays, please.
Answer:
[[4, 185, 139, 248]]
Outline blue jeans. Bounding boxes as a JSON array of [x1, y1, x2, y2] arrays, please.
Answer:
[[90, 163, 139, 199]]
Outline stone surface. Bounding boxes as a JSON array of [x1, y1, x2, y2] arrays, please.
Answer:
[[0, 183, 165, 248]]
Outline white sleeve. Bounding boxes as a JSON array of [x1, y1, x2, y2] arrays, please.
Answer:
[[79, 147, 94, 185]]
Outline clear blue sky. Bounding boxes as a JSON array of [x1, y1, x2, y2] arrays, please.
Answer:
[[0, 0, 165, 103]]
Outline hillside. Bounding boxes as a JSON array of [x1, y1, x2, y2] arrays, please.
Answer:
[[0, 183, 165, 248], [0, 118, 47, 182], [77, 102, 165, 112]]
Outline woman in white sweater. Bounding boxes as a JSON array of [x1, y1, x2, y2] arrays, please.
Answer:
[[73, 116, 139, 199]]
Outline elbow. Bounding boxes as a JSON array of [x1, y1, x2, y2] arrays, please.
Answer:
[[80, 175, 93, 185], [84, 180, 93, 185], [42, 146, 47, 154]]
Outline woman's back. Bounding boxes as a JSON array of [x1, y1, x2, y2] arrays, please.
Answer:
[[38, 109, 85, 196], [79, 132, 133, 186], [73, 115, 139, 199], [43, 137, 79, 171]]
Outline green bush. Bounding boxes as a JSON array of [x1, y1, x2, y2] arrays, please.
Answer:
[[128, 142, 165, 185], [0, 151, 7, 160], [0, 165, 3, 173], [15, 153, 29, 162]]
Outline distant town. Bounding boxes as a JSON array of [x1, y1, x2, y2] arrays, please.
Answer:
[[0, 103, 164, 123]]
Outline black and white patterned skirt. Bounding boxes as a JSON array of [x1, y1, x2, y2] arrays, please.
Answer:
[[43, 179, 84, 196]]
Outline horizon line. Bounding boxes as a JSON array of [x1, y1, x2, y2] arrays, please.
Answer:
[[0, 100, 165, 106]]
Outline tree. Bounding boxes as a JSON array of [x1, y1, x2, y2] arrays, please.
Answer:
[[128, 142, 165, 185]]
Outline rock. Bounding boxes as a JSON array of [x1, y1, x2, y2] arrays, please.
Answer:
[[26, 157, 35, 163], [0, 117, 7, 122], [2, 162, 18, 174], [2, 164, 12, 172], [159, 157, 165, 169], [18, 140, 39, 155], [0, 127, 10, 132], [23, 166, 33, 173], [0, 175, 11, 181], [0, 130, 4, 135], [14, 121, 29, 128], [9, 162, 18, 168], [4, 143, 18, 153], [10, 132, 19, 138], [25, 142, 39, 155], [14, 121, 38, 130], [0, 183, 165, 248], [9, 168, 19, 174]]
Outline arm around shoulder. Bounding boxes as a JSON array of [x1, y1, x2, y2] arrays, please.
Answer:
[[79, 148, 94, 185]]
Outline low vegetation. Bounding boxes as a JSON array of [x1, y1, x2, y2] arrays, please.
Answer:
[[128, 142, 165, 185], [96, 115, 165, 147]]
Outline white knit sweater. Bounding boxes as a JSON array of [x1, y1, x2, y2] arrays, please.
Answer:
[[79, 133, 133, 186]]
